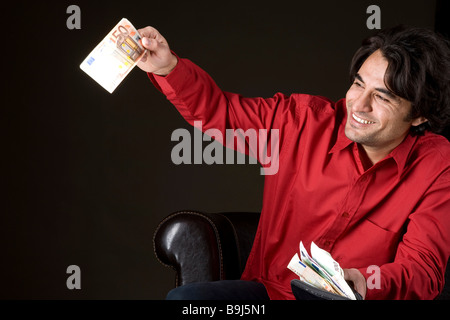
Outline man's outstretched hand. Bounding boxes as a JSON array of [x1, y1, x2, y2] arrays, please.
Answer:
[[137, 26, 178, 76]]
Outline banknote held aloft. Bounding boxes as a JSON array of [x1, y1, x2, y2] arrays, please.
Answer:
[[80, 18, 144, 93]]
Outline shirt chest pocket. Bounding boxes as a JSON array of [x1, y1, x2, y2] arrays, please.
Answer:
[[334, 218, 403, 268]]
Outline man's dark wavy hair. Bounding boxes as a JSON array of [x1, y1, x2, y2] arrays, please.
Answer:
[[349, 25, 450, 136]]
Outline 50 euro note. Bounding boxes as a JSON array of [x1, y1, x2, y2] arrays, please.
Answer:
[[80, 18, 145, 93]]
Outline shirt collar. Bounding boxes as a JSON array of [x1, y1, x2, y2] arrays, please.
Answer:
[[329, 107, 418, 177], [329, 120, 353, 154], [389, 133, 417, 177]]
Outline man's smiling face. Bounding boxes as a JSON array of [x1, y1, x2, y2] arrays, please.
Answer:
[[345, 49, 425, 161]]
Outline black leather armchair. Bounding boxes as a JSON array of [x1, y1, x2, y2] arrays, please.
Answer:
[[153, 210, 450, 299], [153, 210, 260, 287]]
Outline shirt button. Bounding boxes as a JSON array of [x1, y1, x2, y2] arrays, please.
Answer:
[[342, 212, 350, 218], [324, 240, 332, 247]]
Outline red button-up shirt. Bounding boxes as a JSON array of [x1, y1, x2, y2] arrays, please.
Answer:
[[149, 57, 450, 300]]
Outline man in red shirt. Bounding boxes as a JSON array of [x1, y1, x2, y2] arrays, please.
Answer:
[[137, 26, 450, 299]]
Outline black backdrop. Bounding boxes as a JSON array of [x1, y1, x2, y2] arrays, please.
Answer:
[[3, 0, 447, 299]]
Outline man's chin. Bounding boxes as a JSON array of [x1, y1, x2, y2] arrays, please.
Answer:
[[345, 125, 358, 143], [345, 125, 370, 144]]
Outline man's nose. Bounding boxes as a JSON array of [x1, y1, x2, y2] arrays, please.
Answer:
[[352, 92, 373, 113]]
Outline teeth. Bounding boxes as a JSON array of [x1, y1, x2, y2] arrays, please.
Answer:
[[352, 113, 375, 124]]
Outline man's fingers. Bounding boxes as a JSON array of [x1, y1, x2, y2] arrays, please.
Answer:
[[138, 26, 169, 55], [137, 26, 158, 39], [136, 25, 176, 75], [343, 268, 367, 300], [138, 26, 167, 44]]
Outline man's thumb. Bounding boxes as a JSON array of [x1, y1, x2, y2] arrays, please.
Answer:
[[141, 37, 152, 49]]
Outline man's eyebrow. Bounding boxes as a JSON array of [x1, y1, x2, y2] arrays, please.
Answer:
[[375, 87, 398, 100], [355, 73, 398, 101], [355, 73, 364, 83]]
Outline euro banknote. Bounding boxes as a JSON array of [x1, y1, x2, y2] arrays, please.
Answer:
[[80, 18, 144, 93], [287, 241, 357, 300]]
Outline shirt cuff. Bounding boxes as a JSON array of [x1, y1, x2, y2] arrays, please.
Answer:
[[146, 51, 182, 94]]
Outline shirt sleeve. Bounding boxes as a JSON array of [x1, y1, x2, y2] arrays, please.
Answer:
[[359, 170, 450, 300], [146, 56, 299, 164]]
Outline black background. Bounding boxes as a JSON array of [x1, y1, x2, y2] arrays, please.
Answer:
[[2, 0, 447, 300]]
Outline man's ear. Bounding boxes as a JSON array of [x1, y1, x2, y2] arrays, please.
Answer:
[[411, 116, 428, 127]]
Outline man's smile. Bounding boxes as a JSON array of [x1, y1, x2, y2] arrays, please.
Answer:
[[352, 113, 376, 125]]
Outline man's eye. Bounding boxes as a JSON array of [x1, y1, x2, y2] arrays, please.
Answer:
[[376, 94, 389, 103], [353, 81, 363, 87]]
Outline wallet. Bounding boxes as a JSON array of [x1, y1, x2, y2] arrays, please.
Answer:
[[290, 279, 363, 300]]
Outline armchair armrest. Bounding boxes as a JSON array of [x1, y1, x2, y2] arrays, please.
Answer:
[[153, 210, 260, 287]]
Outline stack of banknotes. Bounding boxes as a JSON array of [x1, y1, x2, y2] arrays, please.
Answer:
[[80, 18, 144, 93], [287, 241, 357, 300]]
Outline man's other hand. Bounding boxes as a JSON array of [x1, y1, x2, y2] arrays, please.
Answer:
[[343, 268, 367, 300]]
